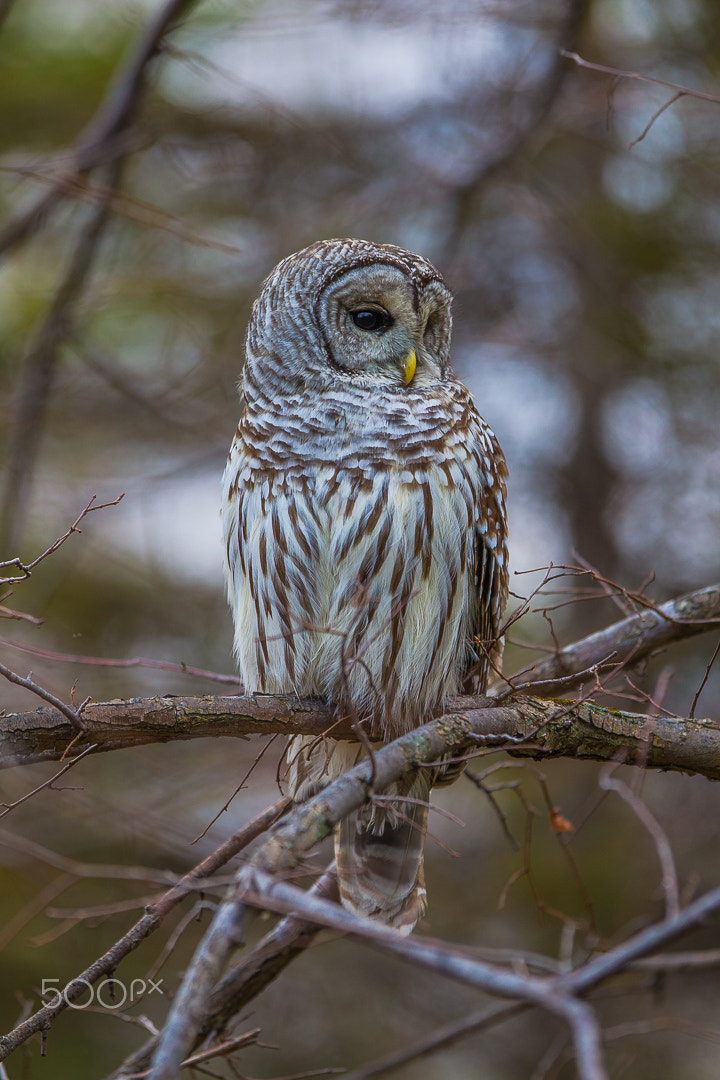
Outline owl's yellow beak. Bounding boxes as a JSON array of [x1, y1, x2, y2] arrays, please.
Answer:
[[403, 349, 417, 385]]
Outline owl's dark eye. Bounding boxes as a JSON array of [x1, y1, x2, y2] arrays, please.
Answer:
[[351, 308, 391, 332]]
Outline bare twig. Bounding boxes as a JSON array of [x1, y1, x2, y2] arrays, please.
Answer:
[[598, 766, 680, 919], [193, 733, 279, 842], [0, 636, 242, 686], [561, 51, 720, 106], [0, 661, 86, 733], [1, 494, 125, 586], [690, 635, 720, 719], [0, 799, 289, 1061], [0, 743, 96, 818], [628, 91, 685, 149], [110, 866, 339, 1080], [0, 604, 43, 625], [0, 0, 200, 259], [510, 582, 720, 696]]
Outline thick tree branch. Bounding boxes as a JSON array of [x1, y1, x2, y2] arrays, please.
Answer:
[[2, 692, 719, 779], [4, 582, 718, 769]]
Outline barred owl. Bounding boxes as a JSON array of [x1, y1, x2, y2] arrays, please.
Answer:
[[222, 238, 508, 933]]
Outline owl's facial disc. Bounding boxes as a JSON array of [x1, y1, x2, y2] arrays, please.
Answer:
[[316, 262, 451, 387]]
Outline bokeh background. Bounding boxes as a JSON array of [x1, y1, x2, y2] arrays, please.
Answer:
[[1, 0, 720, 1077]]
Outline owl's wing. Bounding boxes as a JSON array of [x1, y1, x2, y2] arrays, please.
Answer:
[[464, 427, 509, 693]]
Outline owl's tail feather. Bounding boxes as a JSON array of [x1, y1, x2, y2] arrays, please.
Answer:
[[286, 735, 429, 934], [335, 796, 428, 935]]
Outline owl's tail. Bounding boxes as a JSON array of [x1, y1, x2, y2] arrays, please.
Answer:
[[286, 735, 429, 934], [335, 787, 428, 935]]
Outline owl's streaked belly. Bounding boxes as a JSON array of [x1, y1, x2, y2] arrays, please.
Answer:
[[222, 458, 478, 738]]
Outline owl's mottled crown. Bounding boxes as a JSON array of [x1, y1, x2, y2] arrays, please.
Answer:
[[258, 238, 446, 306]]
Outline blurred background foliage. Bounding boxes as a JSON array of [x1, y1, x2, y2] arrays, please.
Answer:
[[1, 0, 720, 1077]]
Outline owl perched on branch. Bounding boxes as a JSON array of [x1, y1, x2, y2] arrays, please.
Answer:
[[223, 238, 508, 933]]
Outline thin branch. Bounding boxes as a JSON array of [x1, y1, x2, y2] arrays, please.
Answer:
[[0, 162, 124, 552], [0, 0, 200, 259], [0, 799, 289, 1061], [0, 604, 43, 625], [598, 767, 680, 919], [0, 636, 242, 686], [631, 947, 720, 972], [510, 582, 720, 696], [690, 635, 720, 719], [108, 866, 338, 1080], [0, 661, 86, 733], [0, 743, 96, 818], [193, 734, 279, 842], [342, 1002, 529, 1080], [628, 91, 684, 149], [0, 493, 125, 585], [561, 50, 720, 106]]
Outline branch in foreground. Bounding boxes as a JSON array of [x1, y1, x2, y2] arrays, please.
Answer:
[[239, 873, 720, 1080], [0, 799, 289, 1063], [153, 842, 720, 1080], [239, 876, 607, 1080], [110, 866, 339, 1080], [148, 709, 610, 1080], [145, 662, 720, 1080]]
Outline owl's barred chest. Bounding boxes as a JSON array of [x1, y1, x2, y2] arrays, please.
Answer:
[[222, 442, 485, 730]]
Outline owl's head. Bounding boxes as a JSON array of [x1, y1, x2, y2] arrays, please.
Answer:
[[244, 239, 453, 395]]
